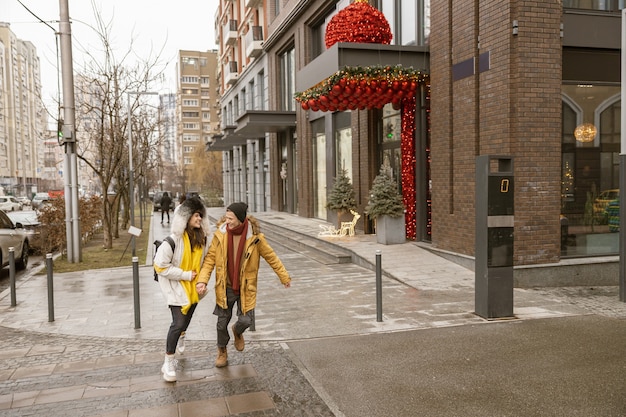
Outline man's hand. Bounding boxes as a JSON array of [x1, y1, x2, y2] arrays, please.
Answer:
[[283, 281, 291, 288], [196, 282, 208, 296]]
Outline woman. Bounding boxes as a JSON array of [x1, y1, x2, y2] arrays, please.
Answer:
[[154, 197, 212, 382]]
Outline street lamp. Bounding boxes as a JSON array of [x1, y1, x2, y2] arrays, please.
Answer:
[[127, 91, 158, 257]]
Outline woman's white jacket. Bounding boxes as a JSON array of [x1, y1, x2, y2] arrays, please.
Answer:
[[154, 212, 213, 306]]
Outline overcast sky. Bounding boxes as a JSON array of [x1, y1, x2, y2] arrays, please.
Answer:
[[2, 0, 218, 113]]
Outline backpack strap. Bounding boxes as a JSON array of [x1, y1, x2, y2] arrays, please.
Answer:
[[164, 236, 175, 251]]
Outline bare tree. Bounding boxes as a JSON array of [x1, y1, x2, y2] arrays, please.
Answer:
[[188, 146, 223, 197], [73, 4, 166, 249]]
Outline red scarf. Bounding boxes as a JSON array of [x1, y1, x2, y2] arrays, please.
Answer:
[[227, 218, 248, 295]]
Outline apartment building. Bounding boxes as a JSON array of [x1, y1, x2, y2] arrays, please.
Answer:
[[0, 23, 46, 197], [211, 0, 624, 283], [176, 50, 220, 193]]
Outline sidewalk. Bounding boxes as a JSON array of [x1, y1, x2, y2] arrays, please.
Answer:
[[2, 207, 626, 416]]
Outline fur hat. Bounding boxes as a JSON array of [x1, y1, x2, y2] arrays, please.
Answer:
[[171, 197, 211, 238], [227, 202, 248, 222]]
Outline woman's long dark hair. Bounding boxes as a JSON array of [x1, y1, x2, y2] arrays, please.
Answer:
[[186, 218, 206, 249]]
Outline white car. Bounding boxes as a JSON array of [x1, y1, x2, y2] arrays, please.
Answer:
[[0, 210, 29, 269], [0, 196, 22, 211]]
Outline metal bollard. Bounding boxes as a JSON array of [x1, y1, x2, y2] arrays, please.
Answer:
[[9, 247, 15, 307], [46, 253, 54, 322], [132, 256, 141, 329], [376, 250, 383, 322]]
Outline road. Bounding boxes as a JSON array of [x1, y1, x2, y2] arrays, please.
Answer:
[[0, 253, 45, 294]]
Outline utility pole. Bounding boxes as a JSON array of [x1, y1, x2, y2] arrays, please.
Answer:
[[59, 0, 81, 262]]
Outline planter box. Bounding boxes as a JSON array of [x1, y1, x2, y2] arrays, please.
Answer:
[[376, 215, 406, 245]]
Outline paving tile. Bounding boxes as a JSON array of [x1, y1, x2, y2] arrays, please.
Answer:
[[0, 347, 29, 359], [11, 363, 56, 379], [28, 343, 66, 356], [10, 390, 38, 408], [54, 357, 98, 373], [178, 397, 229, 417], [128, 403, 178, 417], [35, 384, 86, 404], [225, 391, 274, 414]]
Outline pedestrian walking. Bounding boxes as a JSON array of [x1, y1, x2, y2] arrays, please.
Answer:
[[196, 202, 291, 368], [154, 197, 213, 382], [160, 191, 172, 224]]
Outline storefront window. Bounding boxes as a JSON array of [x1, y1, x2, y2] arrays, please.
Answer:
[[561, 83, 621, 256], [562, 0, 623, 11], [312, 119, 327, 219]]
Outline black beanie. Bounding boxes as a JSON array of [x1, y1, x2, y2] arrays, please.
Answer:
[[227, 202, 248, 222]]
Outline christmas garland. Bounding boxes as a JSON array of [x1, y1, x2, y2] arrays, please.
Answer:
[[294, 65, 428, 112]]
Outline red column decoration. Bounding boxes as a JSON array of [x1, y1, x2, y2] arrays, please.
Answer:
[[401, 98, 417, 240]]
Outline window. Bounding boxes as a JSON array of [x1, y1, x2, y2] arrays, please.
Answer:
[[183, 134, 200, 141], [182, 99, 199, 107], [183, 89, 198, 95], [377, 0, 430, 46], [181, 76, 198, 83], [279, 47, 295, 111], [334, 112, 352, 179], [562, 0, 623, 11], [183, 123, 198, 129], [561, 83, 621, 257], [182, 112, 199, 118]]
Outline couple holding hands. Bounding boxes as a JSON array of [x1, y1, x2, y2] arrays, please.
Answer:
[[153, 199, 291, 382]]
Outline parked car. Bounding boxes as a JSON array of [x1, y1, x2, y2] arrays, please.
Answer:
[[0, 196, 22, 211], [16, 196, 31, 208], [0, 210, 29, 269], [153, 191, 175, 212], [593, 189, 619, 214], [31, 193, 50, 209], [7, 210, 42, 253]]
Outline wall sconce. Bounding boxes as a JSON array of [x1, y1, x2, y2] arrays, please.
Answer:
[[574, 123, 597, 143], [512, 20, 519, 36]]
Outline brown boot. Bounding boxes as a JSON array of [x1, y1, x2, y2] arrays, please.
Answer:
[[232, 324, 245, 351], [215, 346, 228, 368]]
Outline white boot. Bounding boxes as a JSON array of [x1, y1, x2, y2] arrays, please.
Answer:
[[177, 332, 186, 354], [161, 354, 177, 382]]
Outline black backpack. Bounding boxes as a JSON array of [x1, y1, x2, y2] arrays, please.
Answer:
[[153, 236, 175, 281]]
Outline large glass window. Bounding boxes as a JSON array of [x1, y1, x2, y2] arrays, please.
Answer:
[[563, 0, 623, 11], [334, 112, 352, 179], [377, 0, 430, 46], [561, 84, 621, 257], [279, 49, 295, 111], [312, 119, 327, 219]]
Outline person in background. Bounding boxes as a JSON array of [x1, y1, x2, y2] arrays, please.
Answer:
[[154, 197, 213, 382], [160, 191, 172, 224], [196, 202, 291, 368]]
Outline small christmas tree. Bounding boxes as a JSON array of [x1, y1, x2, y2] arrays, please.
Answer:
[[326, 168, 357, 212], [365, 164, 405, 219]]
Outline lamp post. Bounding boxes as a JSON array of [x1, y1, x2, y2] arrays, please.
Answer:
[[127, 91, 158, 257]]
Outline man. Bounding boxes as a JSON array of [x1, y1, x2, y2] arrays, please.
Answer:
[[160, 192, 172, 224], [196, 202, 291, 368]]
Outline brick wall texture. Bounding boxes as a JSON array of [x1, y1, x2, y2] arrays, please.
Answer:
[[430, 0, 562, 264]]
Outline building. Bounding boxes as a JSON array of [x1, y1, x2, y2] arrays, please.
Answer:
[[176, 50, 221, 194], [0, 23, 46, 197], [211, 0, 624, 284]]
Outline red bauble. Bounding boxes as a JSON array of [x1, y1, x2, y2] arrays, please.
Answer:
[[324, 0, 393, 48]]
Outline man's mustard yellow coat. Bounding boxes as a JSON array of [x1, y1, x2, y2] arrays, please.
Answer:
[[197, 216, 291, 314]]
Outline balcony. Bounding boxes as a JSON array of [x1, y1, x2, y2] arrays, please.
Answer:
[[245, 0, 263, 8], [223, 20, 238, 46], [245, 26, 264, 59], [225, 61, 239, 85]]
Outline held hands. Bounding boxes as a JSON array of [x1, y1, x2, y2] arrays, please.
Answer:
[[196, 282, 208, 296]]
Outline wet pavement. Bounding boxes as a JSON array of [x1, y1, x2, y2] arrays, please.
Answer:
[[1, 207, 626, 416]]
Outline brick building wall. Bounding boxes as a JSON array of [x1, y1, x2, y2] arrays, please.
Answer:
[[430, 0, 562, 265]]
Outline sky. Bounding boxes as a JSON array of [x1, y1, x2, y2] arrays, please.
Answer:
[[2, 0, 218, 115]]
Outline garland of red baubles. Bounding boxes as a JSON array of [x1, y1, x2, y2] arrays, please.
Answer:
[[295, 65, 426, 112]]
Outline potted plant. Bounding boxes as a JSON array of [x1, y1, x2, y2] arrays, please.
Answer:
[[365, 163, 406, 245], [326, 168, 357, 227]]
